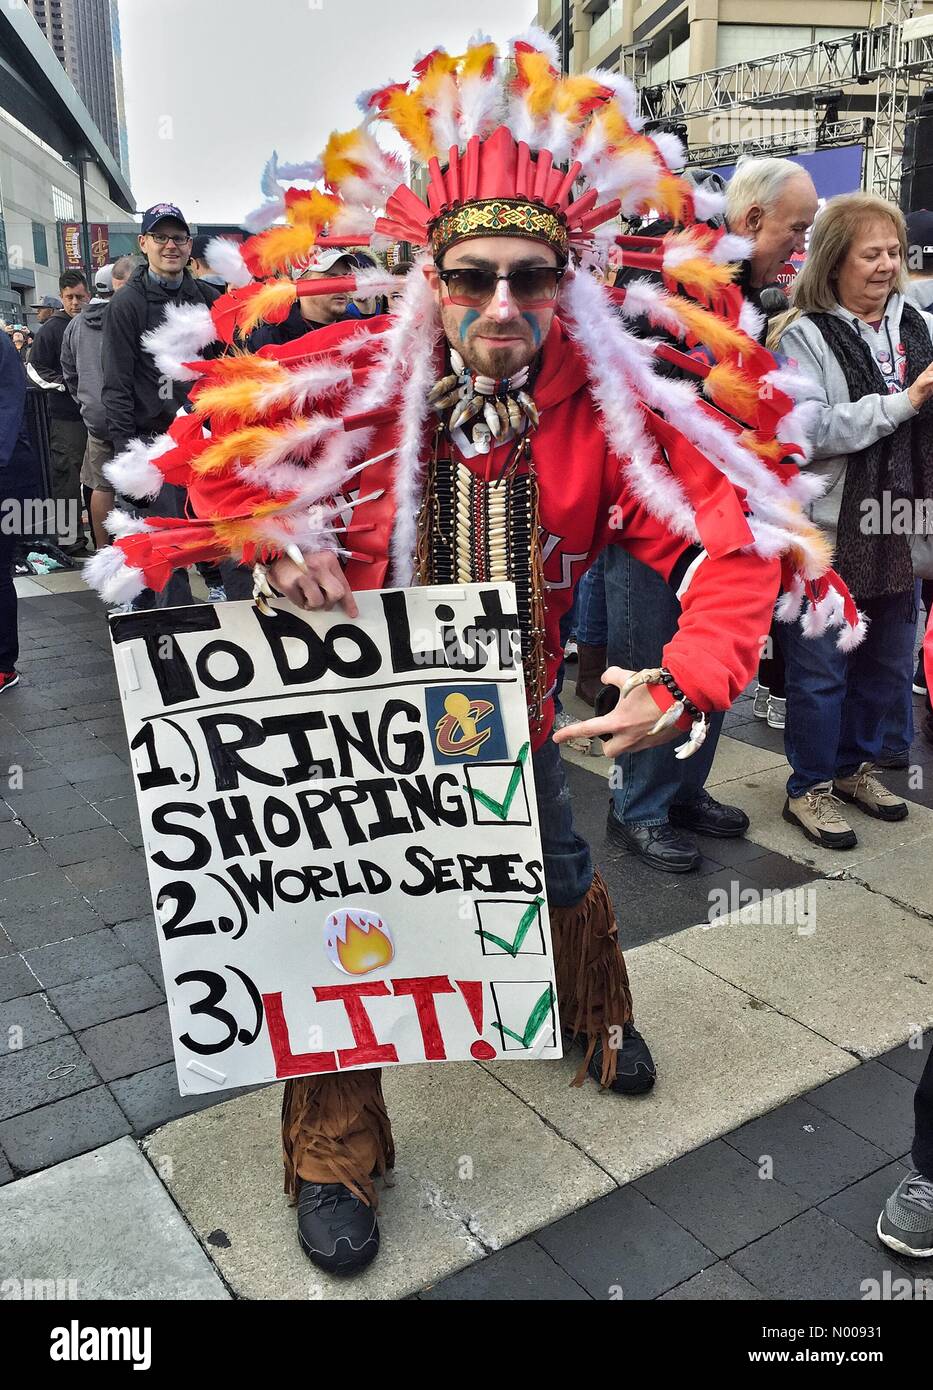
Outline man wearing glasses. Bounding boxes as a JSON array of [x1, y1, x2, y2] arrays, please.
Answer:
[[102, 204, 223, 605]]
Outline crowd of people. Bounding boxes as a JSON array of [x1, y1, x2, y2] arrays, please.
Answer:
[[558, 161, 933, 868], [0, 130, 931, 1272]]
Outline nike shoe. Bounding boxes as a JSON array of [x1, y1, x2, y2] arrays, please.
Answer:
[[877, 1171, 933, 1259]]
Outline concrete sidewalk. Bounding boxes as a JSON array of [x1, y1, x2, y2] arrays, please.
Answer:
[[1, 578, 931, 1299]]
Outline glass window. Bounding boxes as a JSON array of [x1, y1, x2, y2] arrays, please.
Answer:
[[32, 222, 49, 266]]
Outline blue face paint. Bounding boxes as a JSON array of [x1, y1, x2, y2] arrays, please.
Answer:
[[459, 309, 480, 342], [522, 312, 542, 348]]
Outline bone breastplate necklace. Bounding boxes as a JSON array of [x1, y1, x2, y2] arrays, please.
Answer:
[[427, 347, 539, 454]]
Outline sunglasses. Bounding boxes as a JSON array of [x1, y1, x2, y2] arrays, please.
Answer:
[[436, 265, 565, 308], [147, 232, 191, 247]]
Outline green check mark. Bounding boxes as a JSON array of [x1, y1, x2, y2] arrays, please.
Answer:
[[476, 896, 544, 957], [493, 984, 554, 1049], [469, 741, 530, 820]]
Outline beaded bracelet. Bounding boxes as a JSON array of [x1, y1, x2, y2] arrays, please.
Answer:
[[658, 668, 706, 721]]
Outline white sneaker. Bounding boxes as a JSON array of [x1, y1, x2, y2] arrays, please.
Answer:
[[753, 685, 770, 719], [767, 696, 786, 729]]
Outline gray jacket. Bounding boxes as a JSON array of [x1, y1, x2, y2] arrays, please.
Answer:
[[60, 297, 110, 439], [778, 292, 933, 549]]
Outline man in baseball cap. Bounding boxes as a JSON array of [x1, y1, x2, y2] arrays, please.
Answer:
[[247, 245, 362, 349], [30, 294, 63, 325]]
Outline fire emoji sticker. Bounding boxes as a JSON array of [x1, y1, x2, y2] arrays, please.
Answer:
[[324, 909, 395, 976]]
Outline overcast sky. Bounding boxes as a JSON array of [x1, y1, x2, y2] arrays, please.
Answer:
[[118, 0, 534, 224]]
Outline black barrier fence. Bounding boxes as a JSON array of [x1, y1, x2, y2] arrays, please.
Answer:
[[17, 386, 77, 566]]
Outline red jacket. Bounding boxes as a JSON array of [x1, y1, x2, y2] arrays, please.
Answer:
[[189, 316, 781, 750]]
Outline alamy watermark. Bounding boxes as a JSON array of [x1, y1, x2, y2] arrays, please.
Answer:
[[0, 497, 79, 546]]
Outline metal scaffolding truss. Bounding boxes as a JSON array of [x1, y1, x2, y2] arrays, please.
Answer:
[[623, 1, 933, 197], [686, 119, 872, 169]]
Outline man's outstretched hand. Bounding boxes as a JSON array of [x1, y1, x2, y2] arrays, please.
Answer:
[[551, 666, 684, 759], [266, 549, 359, 619]]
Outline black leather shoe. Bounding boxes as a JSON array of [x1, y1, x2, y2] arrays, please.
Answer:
[[296, 1180, 379, 1275], [606, 812, 701, 872], [668, 789, 749, 838], [574, 1022, 657, 1094]]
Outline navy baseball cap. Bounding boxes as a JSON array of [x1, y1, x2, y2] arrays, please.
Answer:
[[140, 203, 190, 235]]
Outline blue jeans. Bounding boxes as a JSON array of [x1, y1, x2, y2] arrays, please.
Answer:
[[533, 736, 593, 908], [604, 546, 724, 826], [777, 590, 919, 798], [575, 552, 608, 646], [879, 580, 921, 757]]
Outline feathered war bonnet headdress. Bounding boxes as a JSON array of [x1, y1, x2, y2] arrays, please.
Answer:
[[86, 26, 863, 647]]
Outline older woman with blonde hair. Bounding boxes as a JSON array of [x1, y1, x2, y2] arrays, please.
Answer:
[[773, 193, 933, 850]]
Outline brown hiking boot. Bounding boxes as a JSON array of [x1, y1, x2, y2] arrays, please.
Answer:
[[783, 782, 857, 849], [834, 764, 908, 822], [575, 643, 606, 707]]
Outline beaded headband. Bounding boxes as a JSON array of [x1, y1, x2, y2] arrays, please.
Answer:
[[430, 199, 569, 261]]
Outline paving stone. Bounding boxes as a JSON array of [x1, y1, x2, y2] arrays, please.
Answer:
[[724, 1097, 890, 1204], [6, 709, 78, 734], [879, 1031, 933, 1085], [0, 956, 40, 1003], [81, 773, 136, 804], [17, 803, 105, 840], [1, 785, 87, 820], [742, 852, 825, 892], [108, 1062, 233, 1134], [0, 821, 32, 850], [659, 1263, 764, 1300], [64, 850, 145, 893], [0, 842, 50, 881], [146, 1084, 486, 1300], [535, 1187, 714, 1300], [1, 766, 69, 795], [1, 895, 106, 951], [59, 752, 129, 785], [0, 1137, 228, 1298], [91, 795, 139, 832], [24, 928, 129, 988], [44, 826, 132, 867], [669, 879, 933, 1058], [421, 1239, 591, 1300], [805, 1063, 918, 1159], [818, 1159, 915, 1262], [112, 917, 162, 979], [0, 1150, 11, 1184], [49, 964, 163, 1032], [381, 1062, 615, 1250], [78, 1004, 173, 1082], [728, 1208, 924, 1300], [0, 993, 68, 1050], [84, 882, 153, 926], [634, 1139, 808, 1258], [0, 1036, 99, 1121], [848, 836, 933, 921], [77, 701, 123, 723], [486, 940, 855, 1187], [0, 1086, 131, 1174]]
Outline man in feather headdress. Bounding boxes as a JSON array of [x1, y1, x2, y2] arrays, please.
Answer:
[[86, 29, 862, 1277]]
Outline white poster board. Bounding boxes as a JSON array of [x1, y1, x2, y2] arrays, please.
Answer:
[[110, 585, 561, 1094]]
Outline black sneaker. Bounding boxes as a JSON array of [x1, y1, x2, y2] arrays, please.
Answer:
[[606, 812, 701, 872], [584, 1022, 656, 1095], [296, 1180, 379, 1275], [669, 788, 750, 838]]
